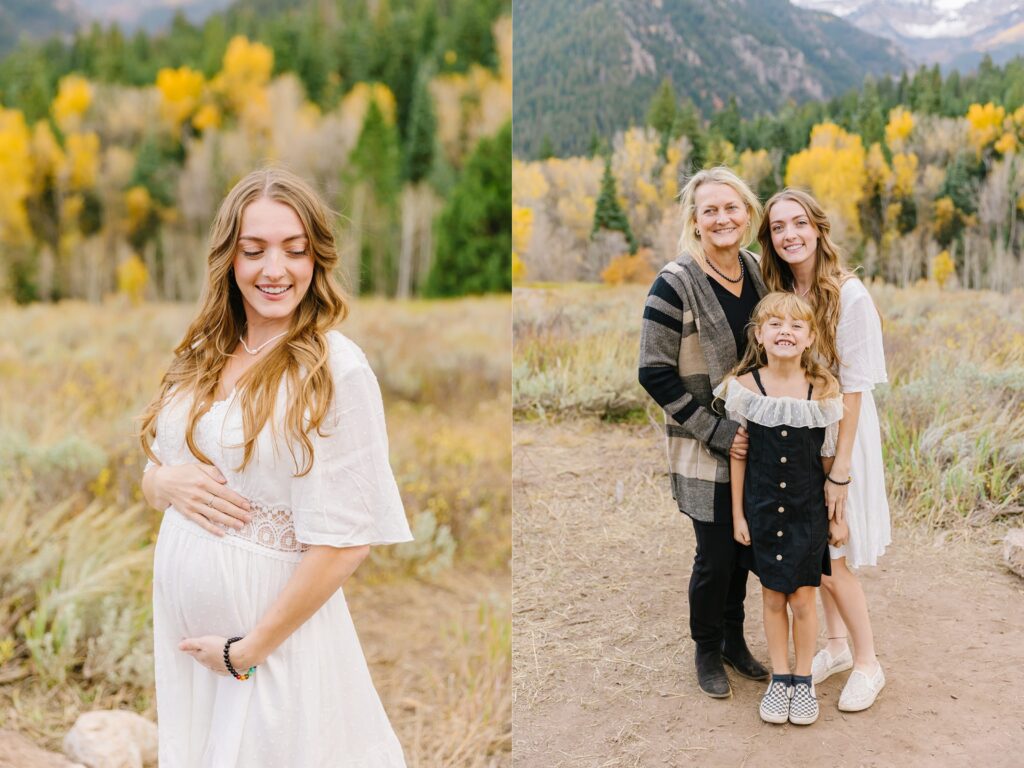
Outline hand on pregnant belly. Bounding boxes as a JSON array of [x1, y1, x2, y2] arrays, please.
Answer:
[[179, 634, 263, 675], [152, 463, 253, 535]]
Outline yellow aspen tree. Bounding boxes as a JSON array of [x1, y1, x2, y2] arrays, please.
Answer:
[[786, 122, 867, 240], [885, 107, 914, 153], [930, 249, 955, 287], [156, 66, 205, 131], [966, 102, 1005, 154], [212, 36, 274, 130], [738, 148, 772, 194], [891, 152, 919, 197], [30, 120, 64, 194], [0, 108, 33, 243], [52, 74, 93, 133], [512, 160, 550, 206], [62, 132, 101, 190]]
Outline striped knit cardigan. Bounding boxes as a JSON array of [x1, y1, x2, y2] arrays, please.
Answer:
[[638, 249, 767, 523]]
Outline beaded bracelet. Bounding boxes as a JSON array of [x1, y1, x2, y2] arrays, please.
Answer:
[[224, 636, 256, 681], [826, 473, 852, 486]]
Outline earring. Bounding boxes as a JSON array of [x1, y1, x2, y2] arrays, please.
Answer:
[[694, 229, 700, 238]]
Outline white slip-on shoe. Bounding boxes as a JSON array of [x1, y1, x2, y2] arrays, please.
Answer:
[[811, 646, 853, 684], [838, 663, 886, 712]]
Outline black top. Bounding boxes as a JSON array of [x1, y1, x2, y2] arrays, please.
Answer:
[[706, 272, 759, 359]]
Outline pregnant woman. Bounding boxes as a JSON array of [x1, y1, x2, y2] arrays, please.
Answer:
[[758, 188, 891, 712], [639, 167, 770, 698], [139, 167, 413, 766]]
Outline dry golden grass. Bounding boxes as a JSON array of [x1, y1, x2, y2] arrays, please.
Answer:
[[513, 282, 1024, 531], [0, 294, 511, 766]]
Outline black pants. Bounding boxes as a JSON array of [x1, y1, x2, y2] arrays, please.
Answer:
[[689, 518, 750, 650]]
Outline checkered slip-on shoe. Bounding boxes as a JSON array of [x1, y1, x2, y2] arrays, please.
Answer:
[[758, 679, 791, 724], [788, 681, 819, 725]]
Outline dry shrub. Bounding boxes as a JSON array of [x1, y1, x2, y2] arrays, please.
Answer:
[[600, 249, 656, 286], [513, 282, 1024, 528], [0, 296, 511, 765]]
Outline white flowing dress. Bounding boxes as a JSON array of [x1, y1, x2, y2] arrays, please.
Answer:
[[147, 330, 414, 768], [828, 278, 891, 568]]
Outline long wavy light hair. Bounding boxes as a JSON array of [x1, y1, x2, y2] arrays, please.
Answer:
[[727, 291, 840, 400], [138, 167, 349, 476], [677, 166, 762, 269], [757, 188, 855, 371]]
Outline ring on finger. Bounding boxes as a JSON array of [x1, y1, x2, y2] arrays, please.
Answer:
[[207, 495, 216, 508]]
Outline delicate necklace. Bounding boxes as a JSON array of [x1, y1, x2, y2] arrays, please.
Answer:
[[796, 283, 813, 298], [240, 330, 288, 355], [706, 253, 744, 284]]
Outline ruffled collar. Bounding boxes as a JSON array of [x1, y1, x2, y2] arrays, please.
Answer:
[[713, 377, 843, 428]]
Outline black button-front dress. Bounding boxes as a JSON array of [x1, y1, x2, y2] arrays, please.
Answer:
[[743, 370, 832, 595]]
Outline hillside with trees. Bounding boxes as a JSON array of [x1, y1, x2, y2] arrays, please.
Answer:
[[512, 0, 908, 159], [513, 56, 1024, 292], [0, 0, 511, 302]]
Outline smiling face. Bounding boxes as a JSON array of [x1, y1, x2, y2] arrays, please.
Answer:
[[693, 182, 750, 254], [768, 198, 819, 271], [755, 311, 815, 362], [232, 197, 315, 330]]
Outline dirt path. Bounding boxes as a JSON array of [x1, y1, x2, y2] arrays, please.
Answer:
[[512, 419, 1024, 768]]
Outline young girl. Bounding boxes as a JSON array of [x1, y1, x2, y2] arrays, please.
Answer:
[[713, 292, 845, 725]]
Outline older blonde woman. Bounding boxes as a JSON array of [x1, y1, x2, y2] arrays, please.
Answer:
[[639, 167, 770, 698]]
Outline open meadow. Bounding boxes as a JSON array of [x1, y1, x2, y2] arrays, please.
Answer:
[[512, 283, 1024, 766], [0, 295, 511, 768]]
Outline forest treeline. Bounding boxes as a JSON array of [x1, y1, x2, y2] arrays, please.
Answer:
[[513, 57, 1024, 292], [0, 0, 511, 303]]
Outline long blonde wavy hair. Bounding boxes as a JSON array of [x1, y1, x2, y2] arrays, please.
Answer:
[[138, 167, 348, 476], [727, 292, 840, 400], [677, 166, 762, 268], [757, 188, 859, 371]]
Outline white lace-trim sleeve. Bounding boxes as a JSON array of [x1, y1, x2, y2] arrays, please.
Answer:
[[714, 378, 844, 429], [821, 420, 839, 457], [713, 379, 746, 427]]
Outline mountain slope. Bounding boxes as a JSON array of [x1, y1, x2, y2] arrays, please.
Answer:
[[793, 0, 1024, 69], [513, 0, 909, 158], [0, 0, 81, 55]]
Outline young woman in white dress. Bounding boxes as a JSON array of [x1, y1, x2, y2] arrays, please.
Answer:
[[138, 167, 413, 767], [757, 188, 891, 712]]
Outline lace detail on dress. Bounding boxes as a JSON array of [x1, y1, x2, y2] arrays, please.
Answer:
[[226, 501, 309, 553], [714, 378, 844, 428]]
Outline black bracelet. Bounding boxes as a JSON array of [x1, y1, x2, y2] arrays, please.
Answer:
[[826, 473, 852, 486], [224, 636, 256, 680]]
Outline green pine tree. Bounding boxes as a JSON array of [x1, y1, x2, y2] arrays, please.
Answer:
[[425, 121, 511, 297], [402, 64, 437, 183], [647, 77, 677, 136], [349, 97, 401, 295], [592, 155, 637, 253]]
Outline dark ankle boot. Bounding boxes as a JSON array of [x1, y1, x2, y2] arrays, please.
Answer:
[[694, 645, 731, 698], [721, 630, 770, 681]]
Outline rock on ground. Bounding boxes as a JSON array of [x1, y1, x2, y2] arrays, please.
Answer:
[[62, 711, 157, 768], [0, 730, 86, 768], [1004, 528, 1024, 578]]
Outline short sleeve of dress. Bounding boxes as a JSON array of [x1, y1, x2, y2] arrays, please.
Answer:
[[291, 334, 414, 548], [836, 280, 887, 393]]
